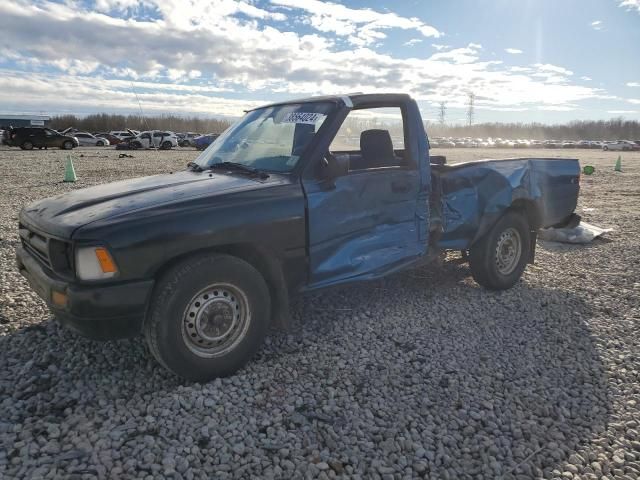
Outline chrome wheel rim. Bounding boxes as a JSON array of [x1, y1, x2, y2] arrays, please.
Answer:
[[495, 227, 522, 275], [182, 283, 250, 358]]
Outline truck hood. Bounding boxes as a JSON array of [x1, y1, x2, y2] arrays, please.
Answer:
[[20, 170, 280, 238]]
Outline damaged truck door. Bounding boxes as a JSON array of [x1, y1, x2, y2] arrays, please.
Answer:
[[16, 93, 580, 380], [304, 102, 429, 287]]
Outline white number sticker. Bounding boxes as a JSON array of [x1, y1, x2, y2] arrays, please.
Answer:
[[281, 112, 324, 124]]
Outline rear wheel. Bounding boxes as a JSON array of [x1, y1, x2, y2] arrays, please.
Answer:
[[469, 211, 531, 290], [96, 140, 105, 146], [144, 254, 271, 381], [22, 141, 33, 150], [62, 140, 73, 150], [161, 141, 172, 150], [603, 146, 609, 151]]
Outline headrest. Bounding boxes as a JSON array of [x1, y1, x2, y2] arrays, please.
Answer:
[[360, 129, 395, 167]]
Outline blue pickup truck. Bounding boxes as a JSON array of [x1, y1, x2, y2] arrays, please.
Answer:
[[16, 93, 580, 380]]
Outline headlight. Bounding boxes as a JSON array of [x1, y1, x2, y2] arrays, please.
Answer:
[[75, 246, 118, 280]]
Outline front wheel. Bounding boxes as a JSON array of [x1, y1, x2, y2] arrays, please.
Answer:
[[161, 141, 172, 150], [469, 211, 531, 290], [62, 140, 74, 150], [144, 254, 271, 381], [603, 146, 609, 151], [96, 140, 105, 147], [22, 141, 34, 150]]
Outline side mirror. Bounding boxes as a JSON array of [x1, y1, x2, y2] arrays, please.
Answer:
[[430, 155, 446, 166], [320, 153, 349, 184]]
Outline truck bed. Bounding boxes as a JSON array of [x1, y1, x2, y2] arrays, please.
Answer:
[[431, 157, 580, 250]]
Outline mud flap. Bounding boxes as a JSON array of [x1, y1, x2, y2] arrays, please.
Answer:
[[528, 231, 537, 264]]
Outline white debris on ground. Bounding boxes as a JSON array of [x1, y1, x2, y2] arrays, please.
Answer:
[[1, 147, 639, 479], [539, 221, 613, 244]]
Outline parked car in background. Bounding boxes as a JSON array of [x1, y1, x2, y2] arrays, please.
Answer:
[[2, 127, 78, 150], [178, 132, 201, 147], [129, 131, 179, 150], [74, 132, 110, 146], [602, 140, 637, 151], [193, 133, 220, 150], [94, 133, 122, 145], [110, 130, 139, 140]]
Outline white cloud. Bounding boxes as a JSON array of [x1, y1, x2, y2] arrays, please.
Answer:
[[431, 44, 450, 51], [627, 82, 640, 87], [537, 105, 576, 112], [581, 76, 592, 81], [271, 0, 441, 46], [534, 64, 573, 76], [404, 39, 422, 47], [591, 20, 603, 30], [0, 0, 609, 117], [0, 70, 261, 116], [628, 99, 640, 104], [505, 48, 522, 54], [608, 110, 637, 114], [429, 43, 483, 64], [619, 0, 640, 13]]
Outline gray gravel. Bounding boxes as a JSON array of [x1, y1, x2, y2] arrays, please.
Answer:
[[1, 147, 639, 479]]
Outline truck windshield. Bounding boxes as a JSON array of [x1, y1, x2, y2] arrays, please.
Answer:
[[194, 102, 335, 173]]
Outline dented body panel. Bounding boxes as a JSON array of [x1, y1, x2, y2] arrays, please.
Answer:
[[435, 158, 580, 250]]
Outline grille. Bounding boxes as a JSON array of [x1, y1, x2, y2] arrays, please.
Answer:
[[19, 225, 51, 268]]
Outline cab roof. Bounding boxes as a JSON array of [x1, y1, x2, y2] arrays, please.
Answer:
[[248, 93, 413, 111]]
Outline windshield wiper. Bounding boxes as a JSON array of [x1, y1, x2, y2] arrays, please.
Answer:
[[187, 161, 204, 172], [209, 161, 269, 179]]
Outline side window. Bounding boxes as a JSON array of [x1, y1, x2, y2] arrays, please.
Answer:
[[329, 107, 405, 170]]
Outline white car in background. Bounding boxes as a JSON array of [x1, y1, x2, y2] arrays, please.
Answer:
[[74, 132, 110, 146], [129, 130, 179, 150], [110, 130, 139, 140], [602, 140, 637, 151]]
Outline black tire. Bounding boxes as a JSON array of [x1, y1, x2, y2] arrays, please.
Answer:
[[62, 140, 73, 150], [131, 141, 142, 149], [603, 146, 608, 151], [469, 211, 531, 290], [96, 140, 105, 147], [22, 141, 33, 150], [161, 141, 172, 150], [144, 254, 271, 381]]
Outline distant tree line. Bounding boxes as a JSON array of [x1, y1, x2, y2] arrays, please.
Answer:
[[426, 118, 640, 140], [49, 113, 233, 134]]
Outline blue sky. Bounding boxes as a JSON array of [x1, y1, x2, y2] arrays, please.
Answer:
[[0, 0, 638, 123]]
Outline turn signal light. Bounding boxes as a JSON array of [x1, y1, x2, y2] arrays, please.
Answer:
[[95, 247, 117, 273], [52, 290, 68, 307]]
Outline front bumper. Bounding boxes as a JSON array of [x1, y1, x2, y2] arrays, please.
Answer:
[[16, 246, 154, 340]]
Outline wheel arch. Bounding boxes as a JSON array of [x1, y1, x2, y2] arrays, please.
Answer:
[[148, 242, 290, 330], [510, 198, 542, 230]]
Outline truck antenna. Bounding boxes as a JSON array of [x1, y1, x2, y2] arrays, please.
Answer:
[[130, 81, 158, 151]]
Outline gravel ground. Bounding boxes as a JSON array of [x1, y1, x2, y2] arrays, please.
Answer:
[[0, 146, 639, 479]]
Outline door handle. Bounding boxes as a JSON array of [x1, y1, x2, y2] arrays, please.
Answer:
[[391, 181, 411, 193]]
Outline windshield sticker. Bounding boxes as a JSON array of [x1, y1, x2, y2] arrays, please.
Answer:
[[281, 112, 325, 124]]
